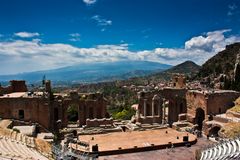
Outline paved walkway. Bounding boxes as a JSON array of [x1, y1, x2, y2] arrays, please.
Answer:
[[99, 137, 213, 160]]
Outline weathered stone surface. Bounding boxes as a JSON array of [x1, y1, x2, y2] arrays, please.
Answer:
[[234, 52, 240, 82], [0, 80, 108, 131]]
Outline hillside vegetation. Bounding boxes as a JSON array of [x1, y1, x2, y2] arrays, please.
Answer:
[[196, 43, 240, 91], [127, 60, 200, 84], [197, 43, 240, 78]]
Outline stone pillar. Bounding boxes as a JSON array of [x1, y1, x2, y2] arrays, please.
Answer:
[[137, 109, 140, 118], [162, 99, 166, 124], [144, 99, 147, 117], [78, 105, 81, 127], [93, 102, 96, 119], [158, 101, 161, 117], [152, 100, 155, 117]]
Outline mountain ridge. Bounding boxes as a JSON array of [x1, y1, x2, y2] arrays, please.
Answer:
[[0, 61, 172, 84], [197, 42, 240, 78]]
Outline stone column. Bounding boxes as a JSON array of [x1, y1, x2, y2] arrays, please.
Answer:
[[144, 99, 147, 117], [78, 105, 81, 127], [137, 109, 140, 118], [152, 100, 155, 117], [162, 99, 166, 124], [158, 101, 161, 117]]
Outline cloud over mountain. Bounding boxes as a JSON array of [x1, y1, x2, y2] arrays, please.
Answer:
[[0, 29, 239, 74]]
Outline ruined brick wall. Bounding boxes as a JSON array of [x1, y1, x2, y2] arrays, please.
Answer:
[[10, 80, 27, 92], [137, 116, 162, 124], [60, 93, 108, 127], [161, 88, 187, 123], [186, 90, 240, 119], [0, 86, 13, 95], [0, 80, 27, 94], [86, 118, 113, 127], [207, 92, 240, 115], [137, 91, 160, 117], [137, 88, 187, 124], [186, 91, 207, 118], [0, 98, 51, 129], [172, 75, 186, 89]]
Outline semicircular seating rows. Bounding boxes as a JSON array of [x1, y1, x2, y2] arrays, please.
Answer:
[[0, 135, 48, 160], [200, 137, 240, 160]]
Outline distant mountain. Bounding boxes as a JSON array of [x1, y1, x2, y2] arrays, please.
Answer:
[[0, 61, 171, 84], [148, 60, 200, 81], [123, 60, 200, 85], [165, 60, 200, 75], [197, 43, 240, 78]]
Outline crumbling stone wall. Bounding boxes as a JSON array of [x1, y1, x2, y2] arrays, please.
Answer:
[[86, 118, 113, 127], [0, 80, 27, 95], [136, 88, 187, 124], [186, 90, 240, 121], [0, 98, 51, 129], [58, 92, 108, 128], [172, 74, 186, 89], [161, 88, 187, 123], [207, 92, 240, 114], [0, 80, 108, 131], [186, 91, 208, 119]]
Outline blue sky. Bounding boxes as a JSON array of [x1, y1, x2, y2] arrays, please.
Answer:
[[0, 0, 240, 74]]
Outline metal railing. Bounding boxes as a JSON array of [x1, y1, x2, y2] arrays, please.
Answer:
[[52, 143, 98, 160]]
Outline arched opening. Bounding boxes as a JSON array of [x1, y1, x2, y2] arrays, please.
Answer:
[[67, 104, 79, 124], [89, 106, 94, 119], [219, 108, 222, 114], [54, 108, 59, 121], [180, 103, 183, 113], [209, 126, 221, 137], [146, 103, 151, 116], [154, 103, 158, 116], [72, 130, 78, 137], [195, 108, 205, 130], [18, 110, 24, 119]]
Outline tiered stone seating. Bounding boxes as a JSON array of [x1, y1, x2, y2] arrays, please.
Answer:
[[231, 140, 237, 153], [0, 135, 48, 160], [216, 145, 222, 157], [200, 138, 240, 160]]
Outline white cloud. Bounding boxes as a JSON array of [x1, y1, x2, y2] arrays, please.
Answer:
[[101, 28, 106, 32], [229, 4, 237, 10], [91, 15, 112, 31], [70, 33, 80, 37], [69, 33, 81, 42], [83, 0, 97, 5], [96, 44, 129, 50], [14, 32, 40, 38], [228, 3, 238, 16], [185, 29, 232, 52], [0, 29, 239, 74], [91, 15, 112, 26]]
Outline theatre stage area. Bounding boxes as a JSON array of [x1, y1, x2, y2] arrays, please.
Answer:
[[74, 128, 197, 156]]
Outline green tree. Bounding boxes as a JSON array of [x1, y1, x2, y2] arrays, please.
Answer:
[[67, 105, 78, 122]]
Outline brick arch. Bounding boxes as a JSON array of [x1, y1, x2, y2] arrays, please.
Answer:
[[207, 123, 223, 137], [62, 100, 81, 127], [208, 126, 221, 137], [195, 107, 205, 130]]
